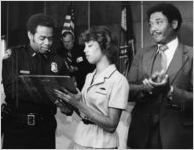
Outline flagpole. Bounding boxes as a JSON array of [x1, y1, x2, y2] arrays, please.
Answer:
[[141, 1, 144, 49], [6, 2, 9, 47], [44, 1, 47, 15], [88, 1, 90, 30]]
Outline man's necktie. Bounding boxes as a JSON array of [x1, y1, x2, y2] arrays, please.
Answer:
[[65, 52, 73, 70], [67, 52, 72, 64], [152, 45, 168, 74]]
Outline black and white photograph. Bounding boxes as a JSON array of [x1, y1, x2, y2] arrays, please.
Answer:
[[1, 1, 193, 149]]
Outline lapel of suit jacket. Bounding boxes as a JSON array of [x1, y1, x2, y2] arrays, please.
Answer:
[[143, 45, 158, 77], [166, 43, 184, 83]]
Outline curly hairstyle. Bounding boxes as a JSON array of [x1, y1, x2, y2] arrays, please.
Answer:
[[147, 3, 182, 32], [81, 26, 119, 64], [27, 13, 55, 34]]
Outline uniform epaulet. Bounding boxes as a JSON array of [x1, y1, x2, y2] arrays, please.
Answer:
[[11, 45, 26, 50], [3, 48, 12, 60], [8, 45, 26, 51]]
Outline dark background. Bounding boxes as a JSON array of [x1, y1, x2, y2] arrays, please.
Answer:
[[1, 1, 193, 49]]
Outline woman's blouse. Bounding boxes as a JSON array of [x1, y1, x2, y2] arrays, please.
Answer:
[[74, 64, 129, 148]]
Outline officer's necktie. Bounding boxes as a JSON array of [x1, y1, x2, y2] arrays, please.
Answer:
[[153, 44, 168, 74]]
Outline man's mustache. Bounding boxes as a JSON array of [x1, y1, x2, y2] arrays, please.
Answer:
[[151, 31, 161, 36]]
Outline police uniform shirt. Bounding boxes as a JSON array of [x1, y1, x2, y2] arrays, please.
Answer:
[[2, 45, 69, 114], [74, 64, 129, 148]]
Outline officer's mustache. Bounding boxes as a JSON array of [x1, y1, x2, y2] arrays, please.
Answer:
[[44, 49, 51, 52], [39, 48, 51, 53]]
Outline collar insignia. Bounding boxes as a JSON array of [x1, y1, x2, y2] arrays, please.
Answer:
[[76, 57, 83, 63]]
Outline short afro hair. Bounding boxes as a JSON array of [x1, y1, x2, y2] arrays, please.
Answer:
[[147, 3, 182, 31], [27, 13, 55, 34]]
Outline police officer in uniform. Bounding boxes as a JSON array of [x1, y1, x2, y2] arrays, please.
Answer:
[[1, 13, 72, 149], [56, 30, 95, 90]]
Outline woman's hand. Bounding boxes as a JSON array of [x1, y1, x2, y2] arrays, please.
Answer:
[[54, 88, 82, 107]]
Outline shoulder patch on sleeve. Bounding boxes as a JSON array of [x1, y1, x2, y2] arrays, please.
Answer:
[[3, 49, 12, 59]]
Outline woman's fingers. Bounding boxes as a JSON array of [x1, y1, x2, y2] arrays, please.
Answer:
[[60, 87, 75, 97], [60, 87, 69, 94], [53, 88, 81, 106], [54, 89, 71, 102]]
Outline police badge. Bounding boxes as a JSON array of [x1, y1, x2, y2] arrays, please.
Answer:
[[51, 62, 58, 73]]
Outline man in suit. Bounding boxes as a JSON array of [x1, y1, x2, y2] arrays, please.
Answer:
[[127, 3, 193, 149]]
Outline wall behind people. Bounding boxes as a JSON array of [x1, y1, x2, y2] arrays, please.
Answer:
[[45, 1, 89, 43], [1, 1, 44, 46], [90, 1, 121, 45], [3, 1, 192, 51], [46, 1, 121, 46], [2, 1, 122, 48]]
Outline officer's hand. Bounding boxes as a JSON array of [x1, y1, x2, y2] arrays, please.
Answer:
[[71, 76, 77, 88], [1, 103, 11, 119]]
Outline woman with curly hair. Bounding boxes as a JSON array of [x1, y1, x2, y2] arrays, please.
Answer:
[[54, 26, 129, 149]]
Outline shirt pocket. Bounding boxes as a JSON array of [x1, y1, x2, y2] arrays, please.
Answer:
[[94, 88, 109, 112], [95, 87, 108, 95], [94, 88, 109, 105], [87, 87, 109, 114]]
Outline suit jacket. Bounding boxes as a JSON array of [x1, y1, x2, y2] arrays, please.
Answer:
[[127, 42, 193, 149]]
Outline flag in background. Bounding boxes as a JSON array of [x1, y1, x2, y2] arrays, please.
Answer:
[[61, 2, 75, 37], [119, 2, 135, 77], [67, 3, 75, 24]]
